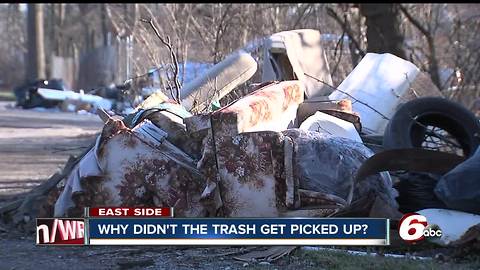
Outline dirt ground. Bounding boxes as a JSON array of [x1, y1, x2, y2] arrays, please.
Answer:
[[0, 101, 479, 270], [0, 102, 101, 202]]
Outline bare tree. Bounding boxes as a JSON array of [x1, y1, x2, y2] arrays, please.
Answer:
[[400, 4, 442, 89], [140, 18, 181, 103], [0, 3, 477, 111], [0, 4, 26, 86]]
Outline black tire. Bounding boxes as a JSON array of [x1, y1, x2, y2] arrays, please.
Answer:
[[383, 97, 480, 157]]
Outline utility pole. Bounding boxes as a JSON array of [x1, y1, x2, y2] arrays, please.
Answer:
[[26, 4, 46, 82]]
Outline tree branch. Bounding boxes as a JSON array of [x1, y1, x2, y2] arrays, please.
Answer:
[[140, 18, 182, 103], [326, 6, 365, 58], [400, 4, 442, 89], [399, 4, 430, 38]]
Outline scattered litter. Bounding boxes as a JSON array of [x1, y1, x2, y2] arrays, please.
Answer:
[[234, 246, 296, 262], [13, 79, 66, 109], [417, 209, 480, 246], [37, 88, 113, 111], [301, 247, 432, 260], [27, 107, 61, 113]]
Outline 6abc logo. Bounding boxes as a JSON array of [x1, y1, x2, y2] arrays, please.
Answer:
[[398, 213, 442, 243]]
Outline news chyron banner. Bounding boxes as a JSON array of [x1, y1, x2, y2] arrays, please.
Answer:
[[36, 207, 390, 246]]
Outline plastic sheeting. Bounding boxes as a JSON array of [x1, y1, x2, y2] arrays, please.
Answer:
[[435, 147, 480, 214], [282, 129, 398, 208]]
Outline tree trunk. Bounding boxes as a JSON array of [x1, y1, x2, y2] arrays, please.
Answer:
[[26, 4, 46, 81], [359, 4, 406, 59], [101, 4, 108, 46], [57, 4, 65, 57]]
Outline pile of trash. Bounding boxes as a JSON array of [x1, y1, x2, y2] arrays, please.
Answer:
[[2, 29, 480, 256], [13, 78, 129, 114]]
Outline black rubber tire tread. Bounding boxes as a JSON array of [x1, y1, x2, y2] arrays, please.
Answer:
[[383, 97, 480, 157]]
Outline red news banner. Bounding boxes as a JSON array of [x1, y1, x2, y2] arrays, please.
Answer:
[[87, 207, 173, 218]]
